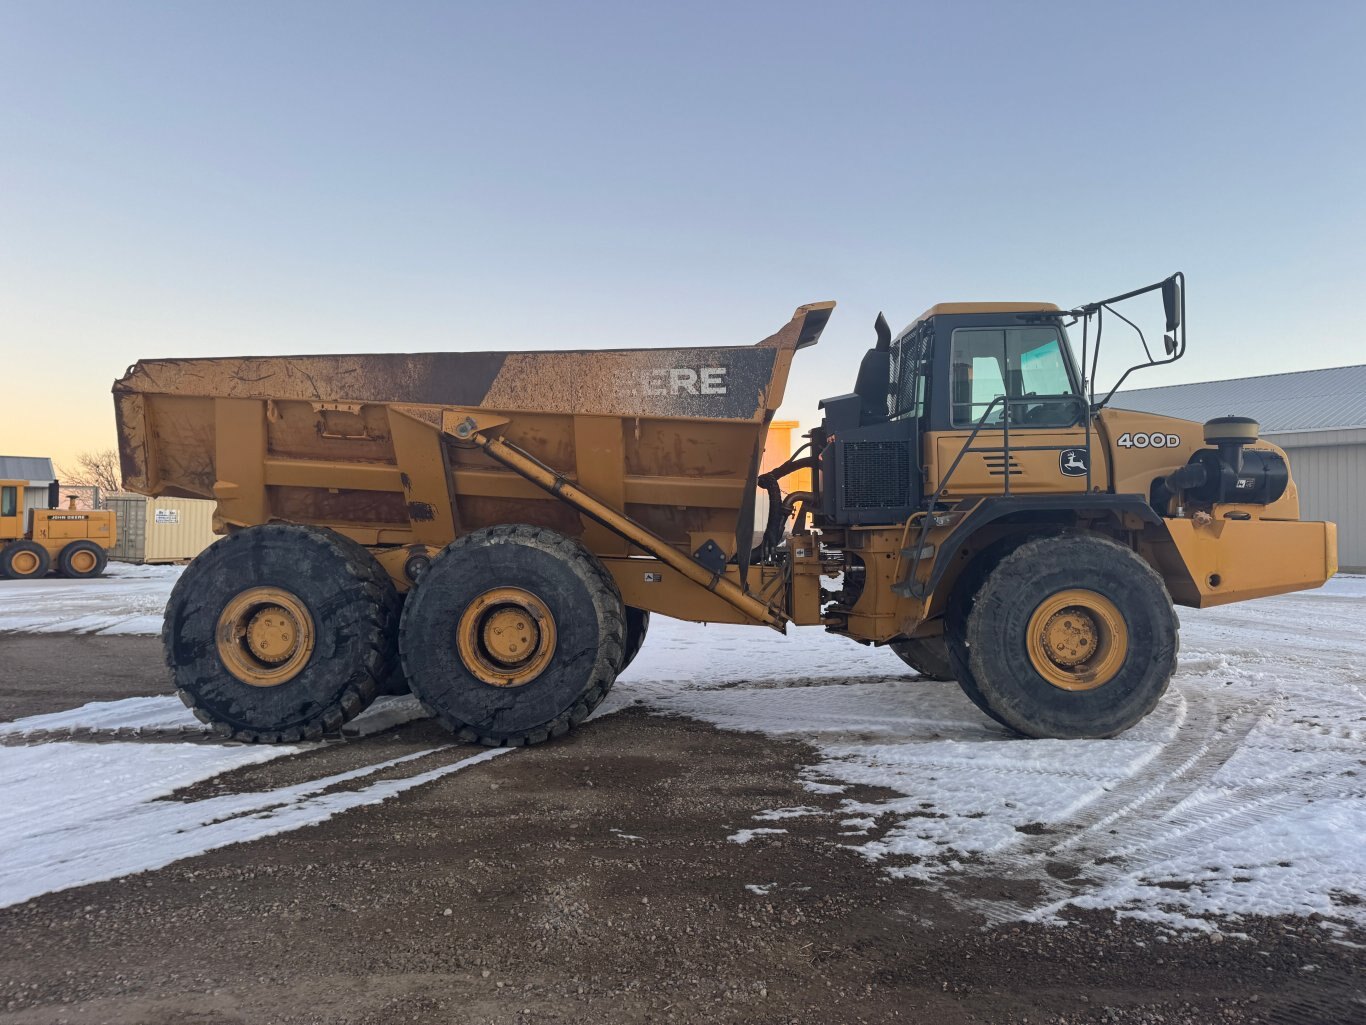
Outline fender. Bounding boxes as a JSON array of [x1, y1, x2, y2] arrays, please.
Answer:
[[906, 493, 1162, 605]]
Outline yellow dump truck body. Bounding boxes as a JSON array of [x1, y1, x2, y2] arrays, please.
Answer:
[[111, 281, 1337, 748], [114, 304, 831, 578]]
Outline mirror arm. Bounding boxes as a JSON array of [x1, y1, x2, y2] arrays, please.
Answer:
[[1103, 303, 1153, 363]]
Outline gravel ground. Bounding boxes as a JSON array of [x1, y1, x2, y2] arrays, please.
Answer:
[[0, 637, 1361, 1024], [0, 636, 172, 721]]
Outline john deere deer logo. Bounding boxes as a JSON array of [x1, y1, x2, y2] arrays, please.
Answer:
[[1060, 449, 1088, 477]]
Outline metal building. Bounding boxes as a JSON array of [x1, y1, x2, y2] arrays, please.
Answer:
[[1119, 364, 1366, 572], [0, 455, 57, 519]]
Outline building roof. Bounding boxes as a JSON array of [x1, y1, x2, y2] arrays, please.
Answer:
[[1115, 364, 1366, 434], [0, 456, 56, 486]]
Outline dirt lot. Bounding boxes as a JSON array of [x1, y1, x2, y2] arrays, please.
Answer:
[[1, 636, 173, 720], [0, 636, 1362, 1025]]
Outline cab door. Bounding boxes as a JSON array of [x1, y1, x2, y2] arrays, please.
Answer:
[[925, 325, 1109, 499], [0, 481, 25, 540]]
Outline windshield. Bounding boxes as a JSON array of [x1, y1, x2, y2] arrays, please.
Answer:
[[949, 325, 1081, 428]]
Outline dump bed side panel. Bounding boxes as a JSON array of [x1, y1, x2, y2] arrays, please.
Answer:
[[113, 303, 833, 559], [114, 347, 779, 419]]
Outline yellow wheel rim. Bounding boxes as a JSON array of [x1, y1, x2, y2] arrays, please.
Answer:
[[1026, 588, 1128, 692], [10, 549, 42, 576], [456, 587, 557, 688], [69, 549, 98, 574], [216, 587, 315, 687]]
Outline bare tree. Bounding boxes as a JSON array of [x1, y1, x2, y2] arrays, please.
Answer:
[[60, 449, 122, 495]]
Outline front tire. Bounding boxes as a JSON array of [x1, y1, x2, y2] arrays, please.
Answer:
[[1, 541, 51, 580], [400, 524, 625, 747], [163, 525, 398, 742], [949, 534, 1178, 739]]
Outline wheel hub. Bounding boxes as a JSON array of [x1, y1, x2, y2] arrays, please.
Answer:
[[457, 587, 557, 688], [1041, 609, 1098, 667], [12, 550, 40, 575], [482, 607, 538, 664], [69, 549, 97, 573], [216, 587, 316, 687], [1026, 588, 1128, 692], [246, 606, 302, 664]]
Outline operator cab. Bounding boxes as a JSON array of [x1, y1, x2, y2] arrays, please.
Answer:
[[817, 301, 1087, 526]]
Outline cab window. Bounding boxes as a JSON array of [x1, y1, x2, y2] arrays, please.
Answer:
[[889, 325, 932, 420], [1, 487, 16, 517], [949, 326, 1080, 428]]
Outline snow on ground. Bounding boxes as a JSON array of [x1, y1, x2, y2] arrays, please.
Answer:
[[1, 564, 1362, 930], [0, 693, 429, 742], [0, 743, 506, 909], [0, 694, 448, 909], [0, 562, 180, 635], [607, 574, 1366, 930]]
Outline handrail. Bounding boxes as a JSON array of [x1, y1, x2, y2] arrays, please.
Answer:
[[898, 393, 1092, 598]]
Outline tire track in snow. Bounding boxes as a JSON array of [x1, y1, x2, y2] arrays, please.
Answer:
[[954, 682, 1366, 925], [998, 689, 1260, 860]]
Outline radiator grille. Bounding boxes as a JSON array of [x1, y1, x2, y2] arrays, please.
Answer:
[[842, 440, 912, 510]]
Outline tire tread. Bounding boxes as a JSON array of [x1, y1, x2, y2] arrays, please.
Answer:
[[163, 525, 397, 744], [399, 524, 625, 747]]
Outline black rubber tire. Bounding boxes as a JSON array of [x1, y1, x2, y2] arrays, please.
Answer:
[[620, 606, 651, 675], [951, 533, 1179, 739], [377, 589, 411, 696], [400, 524, 625, 747], [943, 533, 1042, 727], [1, 540, 51, 580], [889, 636, 955, 681], [163, 524, 398, 742], [56, 540, 108, 579]]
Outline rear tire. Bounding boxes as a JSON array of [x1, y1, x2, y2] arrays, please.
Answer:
[[1, 541, 51, 580], [950, 533, 1178, 739], [400, 524, 625, 747], [376, 590, 410, 695], [57, 540, 108, 579], [619, 606, 650, 675], [889, 636, 955, 681], [163, 525, 397, 742]]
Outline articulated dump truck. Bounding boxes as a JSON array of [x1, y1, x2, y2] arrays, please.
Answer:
[[113, 274, 1337, 745]]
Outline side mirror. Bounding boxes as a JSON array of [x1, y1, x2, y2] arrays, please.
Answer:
[[1161, 275, 1182, 333]]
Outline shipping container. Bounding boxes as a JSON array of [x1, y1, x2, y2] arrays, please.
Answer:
[[105, 494, 219, 564]]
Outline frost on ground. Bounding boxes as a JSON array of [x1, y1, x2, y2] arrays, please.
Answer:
[[0, 563, 180, 635], [1, 563, 1362, 931]]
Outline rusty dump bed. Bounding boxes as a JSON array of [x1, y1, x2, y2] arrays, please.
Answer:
[[113, 302, 833, 563]]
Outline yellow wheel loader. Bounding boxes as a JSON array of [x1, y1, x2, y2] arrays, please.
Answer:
[[0, 485, 114, 580], [112, 273, 1336, 744]]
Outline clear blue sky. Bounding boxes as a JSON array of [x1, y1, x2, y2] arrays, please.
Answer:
[[2, 1, 1363, 466]]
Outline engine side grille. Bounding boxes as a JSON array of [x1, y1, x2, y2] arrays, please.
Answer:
[[841, 440, 911, 510], [983, 454, 1023, 476]]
